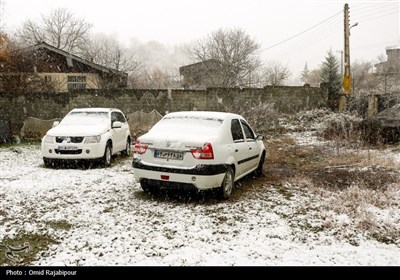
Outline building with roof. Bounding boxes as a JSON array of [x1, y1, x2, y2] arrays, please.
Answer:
[[0, 42, 128, 92], [179, 59, 224, 89], [375, 46, 400, 75]]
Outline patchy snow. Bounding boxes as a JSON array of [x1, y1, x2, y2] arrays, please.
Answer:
[[0, 144, 399, 266], [289, 131, 330, 147]]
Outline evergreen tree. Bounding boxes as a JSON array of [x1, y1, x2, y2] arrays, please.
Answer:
[[300, 62, 310, 84], [320, 50, 341, 98]]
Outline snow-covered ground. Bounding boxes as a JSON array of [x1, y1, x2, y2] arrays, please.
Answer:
[[0, 138, 399, 266]]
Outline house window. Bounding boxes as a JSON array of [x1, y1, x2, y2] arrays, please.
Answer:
[[67, 76, 86, 91], [44, 75, 52, 82]]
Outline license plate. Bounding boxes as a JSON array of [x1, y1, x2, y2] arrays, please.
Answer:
[[154, 150, 183, 160], [58, 146, 78, 151]]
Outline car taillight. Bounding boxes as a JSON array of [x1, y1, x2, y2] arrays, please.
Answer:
[[133, 139, 148, 155], [191, 143, 214, 159]]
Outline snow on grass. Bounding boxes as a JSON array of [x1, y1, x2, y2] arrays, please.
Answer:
[[0, 144, 399, 266]]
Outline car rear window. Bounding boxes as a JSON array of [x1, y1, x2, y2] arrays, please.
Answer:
[[151, 116, 223, 136]]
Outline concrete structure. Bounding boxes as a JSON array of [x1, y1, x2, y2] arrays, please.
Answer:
[[0, 86, 327, 139]]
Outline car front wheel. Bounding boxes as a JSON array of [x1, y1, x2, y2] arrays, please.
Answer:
[[102, 143, 112, 167], [220, 166, 234, 200]]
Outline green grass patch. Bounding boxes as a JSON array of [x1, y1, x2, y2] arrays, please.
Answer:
[[0, 140, 41, 149], [0, 233, 58, 266], [45, 220, 72, 231]]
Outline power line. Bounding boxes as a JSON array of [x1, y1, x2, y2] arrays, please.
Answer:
[[353, 40, 399, 50], [352, 2, 397, 17], [358, 10, 399, 24], [257, 9, 342, 53], [262, 14, 342, 62]]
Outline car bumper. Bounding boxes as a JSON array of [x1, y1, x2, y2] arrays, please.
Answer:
[[41, 142, 106, 160], [132, 159, 227, 190]]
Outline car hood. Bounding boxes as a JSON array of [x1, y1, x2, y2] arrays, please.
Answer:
[[46, 123, 109, 137]]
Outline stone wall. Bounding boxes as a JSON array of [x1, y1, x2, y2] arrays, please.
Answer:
[[0, 86, 327, 138]]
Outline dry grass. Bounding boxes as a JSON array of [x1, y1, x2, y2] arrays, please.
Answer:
[[265, 133, 400, 245]]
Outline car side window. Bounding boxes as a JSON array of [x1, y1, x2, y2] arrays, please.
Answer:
[[240, 120, 255, 140], [231, 119, 244, 142], [111, 112, 118, 125], [116, 112, 126, 123]]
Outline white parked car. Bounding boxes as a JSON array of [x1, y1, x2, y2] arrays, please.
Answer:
[[41, 108, 131, 167], [132, 111, 266, 199]]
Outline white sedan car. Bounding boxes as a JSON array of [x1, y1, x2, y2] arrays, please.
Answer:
[[41, 108, 131, 167], [132, 111, 266, 199]]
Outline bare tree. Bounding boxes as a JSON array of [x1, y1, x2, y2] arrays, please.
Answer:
[[83, 34, 143, 73], [351, 60, 377, 95], [15, 8, 92, 54], [188, 28, 261, 87], [262, 61, 291, 86], [308, 68, 321, 87]]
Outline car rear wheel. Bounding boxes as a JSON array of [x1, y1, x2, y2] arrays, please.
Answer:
[[254, 153, 265, 177], [140, 181, 160, 194], [122, 138, 131, 156], [102, 143, 112, 167], [220, 166, 234, 200]]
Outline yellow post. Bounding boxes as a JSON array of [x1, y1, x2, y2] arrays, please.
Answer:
[[340, 3, 351, 112]]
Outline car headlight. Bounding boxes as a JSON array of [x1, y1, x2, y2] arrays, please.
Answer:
[[84, 136, 101, 143], [44, 136, 55, 143]]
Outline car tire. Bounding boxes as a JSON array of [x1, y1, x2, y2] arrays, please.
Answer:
[[220, 166, 234, 200], [102, 143, 112, 167], [141, 181, 160, 194], [254, 153, 265, 177], [122, 138, 131, 156], [43, 158, 53, 168]]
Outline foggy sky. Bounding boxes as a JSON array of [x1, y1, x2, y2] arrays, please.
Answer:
[[2, 0, 399, 84]]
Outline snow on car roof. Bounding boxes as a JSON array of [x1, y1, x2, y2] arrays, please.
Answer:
[[70, 108, 117, 113], [164, 111, 243, 120]]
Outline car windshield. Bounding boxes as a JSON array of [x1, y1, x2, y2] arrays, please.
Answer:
[[151, 116, 223, 136], [61, 111, 109, 125]]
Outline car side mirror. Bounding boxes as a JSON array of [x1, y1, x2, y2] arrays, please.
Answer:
[[256, 135, 264, 141], [112, 121, 123, 129], [52, 121, 60, 127]]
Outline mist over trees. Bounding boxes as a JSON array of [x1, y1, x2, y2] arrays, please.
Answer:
[[82, 33, 143, 74], [262, 61, 291, 86], [301, 63, 310, 84]]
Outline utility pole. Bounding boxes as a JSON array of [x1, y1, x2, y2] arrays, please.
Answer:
[[339, 4, 350, 112]]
